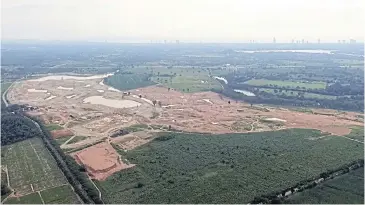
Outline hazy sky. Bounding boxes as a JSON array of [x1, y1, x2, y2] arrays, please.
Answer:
[[1, 0, 364, 42]]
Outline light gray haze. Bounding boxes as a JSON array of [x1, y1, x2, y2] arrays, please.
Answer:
[[1, 0, 364, 43]]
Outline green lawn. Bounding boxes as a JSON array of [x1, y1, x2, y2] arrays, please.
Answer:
[[259, 88, 336, 100], [40, 185, 81, 204], [109, 66, 223, 93], [45, 124, 63, 131], [97, 129, 363, 204], [345, 126, 364, 142], [4, 192, 43, 204], [1, 138, 67, 196], [55, 135, 74, 145], [284, 167, 364, 204], [245, 79, 327, 89]]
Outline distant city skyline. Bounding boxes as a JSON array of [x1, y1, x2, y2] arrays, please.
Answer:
[[2, 0, 364, 43]]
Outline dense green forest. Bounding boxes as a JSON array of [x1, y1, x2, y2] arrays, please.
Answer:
[[1, 113, 41, 145]]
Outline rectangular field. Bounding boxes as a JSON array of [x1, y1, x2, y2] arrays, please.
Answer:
[[244, 79, 327, 89], [1, 138, 67, 196], [4, 185, 81, 204], [39, 184, 81, 204], [96, 129, 364, 204], [3, 192, 43, 204], [284, 167, 364, 204]]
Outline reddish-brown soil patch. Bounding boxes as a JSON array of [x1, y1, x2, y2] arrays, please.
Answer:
[[71, 142, 134, 180], [50, 129, 74, 138], [131, 86, 362, 136]]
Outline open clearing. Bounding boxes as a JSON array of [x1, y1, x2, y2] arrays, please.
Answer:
[[284, 167, 364, 204], [1, 138, 67, 196], [96, 129, 364, 204], [244, 79, 327, 89], [71, 142, 135, 180]]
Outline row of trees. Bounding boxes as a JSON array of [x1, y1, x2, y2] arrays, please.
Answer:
[[251, 159, 364, 204], [28, 115, 103, 204]]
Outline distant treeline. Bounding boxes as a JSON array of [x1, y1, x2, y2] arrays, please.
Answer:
[[212, 85, 364, 112]]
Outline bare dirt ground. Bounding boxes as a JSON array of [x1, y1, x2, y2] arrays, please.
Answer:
[[7, 74, 363, 179], [50, 129, 74, 138], [71, 142, 134, 180]]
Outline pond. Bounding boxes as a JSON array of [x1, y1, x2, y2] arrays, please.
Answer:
[[83, 96, 141, 108], [234, 89, 256, 96]]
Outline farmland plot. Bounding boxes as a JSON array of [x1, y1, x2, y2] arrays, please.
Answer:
[[284, 167, 364, 204], [1, 138, 67, 196]]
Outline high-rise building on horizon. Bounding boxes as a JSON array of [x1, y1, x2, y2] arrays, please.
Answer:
[[317, 39, 320, 44], [342, 40, 346, 44], [273, 37, 276, 43], [338, 40, 341, 44], [291, 39, 295, 44], [301, 39, 305, 44], [350, 39, 356, 44]]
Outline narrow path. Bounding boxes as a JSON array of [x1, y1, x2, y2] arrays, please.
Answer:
[[89, 178, 104, 204], [38, 191, 45, 204], [339, 136, 364, 144], [60, 135, 76, 148], [2, 81, 15, 107]]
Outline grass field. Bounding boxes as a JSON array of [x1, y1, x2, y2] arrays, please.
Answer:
[[104, 73, 155, 91], [259, 88, 337, 99], [39, 184, 81, 204], [4, 185, 81, 204], [244, 79, 327, 89], [284, 167, 364, 204], [45, 124, 63, 131], [96, 129, 363, 204], [4, 192, 43, 204], [345, 126, 364, 142], [108, 66, 223, 93], [1, 138, 67, 195], [55, 135, 73, 145]]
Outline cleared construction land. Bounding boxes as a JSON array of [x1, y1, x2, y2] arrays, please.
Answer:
[[6, 73, 364, 203]]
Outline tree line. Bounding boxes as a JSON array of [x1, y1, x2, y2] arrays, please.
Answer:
[[27, 115, 103, 204], [250, 159, 364, 204]]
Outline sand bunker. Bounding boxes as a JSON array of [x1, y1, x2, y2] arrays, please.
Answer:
[[45, 95, 57, 100], [202, 99, 213, 104], [108, 87, 121, 92], [264, 118, 287, 122], [72, 142, 134, 180], [83, 96, 141, 108], [28, 88, 47, 93], [28, 73, 114, 82], [57, 86, 73, 90], [66, 94, 77, 99]]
